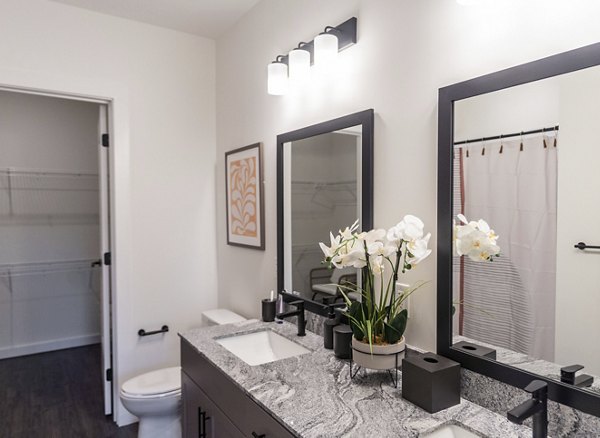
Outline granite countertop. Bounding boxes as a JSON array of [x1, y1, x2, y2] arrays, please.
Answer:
[[180, 320, 533, 438]]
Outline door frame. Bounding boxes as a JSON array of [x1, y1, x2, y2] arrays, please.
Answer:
[[98, 104, 112, 415], [0, 68, 132, 425]]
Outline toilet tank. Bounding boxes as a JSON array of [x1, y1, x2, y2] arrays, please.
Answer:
[[202, 309, 246, 326]]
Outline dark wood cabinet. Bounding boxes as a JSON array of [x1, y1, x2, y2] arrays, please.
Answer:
[[182, 372, 243, 438], [181, 338, 297, 438]]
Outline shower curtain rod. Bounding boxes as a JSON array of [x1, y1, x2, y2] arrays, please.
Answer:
[[454, 125, 559, 146]]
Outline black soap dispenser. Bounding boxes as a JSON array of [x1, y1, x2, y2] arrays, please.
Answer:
[[323, 300, 344, 349]]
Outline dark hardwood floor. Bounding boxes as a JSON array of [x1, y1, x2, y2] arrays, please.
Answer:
[[0, 344, 138, 438]]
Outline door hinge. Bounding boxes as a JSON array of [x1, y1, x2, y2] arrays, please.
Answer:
[[106, 368, 113, 381], [103, 252, 112, 266], [102, 133, 109, 147]]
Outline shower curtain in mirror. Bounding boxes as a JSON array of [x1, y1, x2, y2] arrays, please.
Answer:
[[455, 134, 557, 361]]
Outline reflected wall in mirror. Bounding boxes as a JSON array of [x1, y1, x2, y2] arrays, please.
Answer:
[[285, 128, 361, 302], [277, 110, 373, 315], [451, 65, 600, 396], [438, 43, 600, 418]]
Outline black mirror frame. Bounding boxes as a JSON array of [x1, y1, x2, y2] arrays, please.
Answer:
[[437, 43, 600, 418], [277, 109, 374, 316]]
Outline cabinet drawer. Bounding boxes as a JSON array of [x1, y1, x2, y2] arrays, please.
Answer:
[[181, 338, 298, 438], [182, 371, 244, 438]]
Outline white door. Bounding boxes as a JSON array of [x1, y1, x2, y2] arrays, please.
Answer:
[[98, 105, 113, 415]]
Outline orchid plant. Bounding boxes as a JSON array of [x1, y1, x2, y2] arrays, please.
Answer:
[[319, 215, 432, 350], [452, 214, 501, 316], [319, 213, 501, 351], [454, 214, 500, 262]]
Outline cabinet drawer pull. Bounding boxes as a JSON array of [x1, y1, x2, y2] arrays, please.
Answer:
[[252, 433, 266, 438], [198, 408, 211, 438]]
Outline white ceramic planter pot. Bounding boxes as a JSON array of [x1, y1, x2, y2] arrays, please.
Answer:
[[352, 336, 406, 370]]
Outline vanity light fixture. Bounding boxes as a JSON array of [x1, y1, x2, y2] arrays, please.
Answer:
[[314, 28, 339, 67], [267, 55, 288, 95], [267, 17, 357, 96], [288, 43, 311, 82]]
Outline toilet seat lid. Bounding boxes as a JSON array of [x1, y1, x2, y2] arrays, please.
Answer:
[[122, 366, 181, 396]]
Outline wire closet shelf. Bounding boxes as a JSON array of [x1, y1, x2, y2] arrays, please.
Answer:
[[0, 167, 99, 224]]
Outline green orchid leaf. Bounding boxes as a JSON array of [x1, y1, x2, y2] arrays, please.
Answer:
[[384, 309, 407, 344], [383, 322, 400, 345], [347, 301, 364, 341], [366, 320, 373, 354]]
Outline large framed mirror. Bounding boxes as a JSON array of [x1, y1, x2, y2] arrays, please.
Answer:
[[277, 110, 374, 316], [437, 43, 600, 417]]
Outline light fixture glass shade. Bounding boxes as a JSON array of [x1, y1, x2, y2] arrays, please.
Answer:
[[288, 48, 311, 82], [314, 32, 338, 66], [267, 61, 288, 95]]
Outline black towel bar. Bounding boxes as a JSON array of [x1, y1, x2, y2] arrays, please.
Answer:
[[574, 242, 600, 250], [138, 325, 169, 337]]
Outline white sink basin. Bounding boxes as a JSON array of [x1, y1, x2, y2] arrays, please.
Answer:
[[216, 330, 310, 366], [424, 424, 480, 438]]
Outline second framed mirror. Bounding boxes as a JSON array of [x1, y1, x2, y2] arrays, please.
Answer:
[[277, 109, 374, 316]]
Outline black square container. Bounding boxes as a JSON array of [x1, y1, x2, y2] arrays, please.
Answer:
[[453, 341, 496, 360], [402, 352, 460, 413]]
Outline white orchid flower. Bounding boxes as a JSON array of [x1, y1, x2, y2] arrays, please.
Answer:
[[338, 218, 360, 240], [320, 216, 433, 289], [406, 233, 432, 266], [476, 219, 499, 244], [362, 228, 385, 255], [457, 214, 469, 225], [364, 228, 386, 244], [366, 240, 383, 255], [319, 232, 341, 260], [340, 246, 367, 269], [386, 222, 405, 247], [401, 214, 425, 241], [370, 255, 385, 275], [387, 214, 425, 247], [454, 214, 500, 261], [339, 227, 354, 240], [381, 243, 397, 257]]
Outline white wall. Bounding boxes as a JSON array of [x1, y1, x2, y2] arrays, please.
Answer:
[[454, 77, 560, 141], [0, 91, 100, 358], [555, 66, 600, 376], [215, 0, 600, 352], [0, 0, 217, 425]]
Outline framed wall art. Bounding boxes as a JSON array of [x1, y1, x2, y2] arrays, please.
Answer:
[[225, 143, 265, 249]]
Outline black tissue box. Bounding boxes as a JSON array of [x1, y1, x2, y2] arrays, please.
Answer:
[[402, 352, 460, 413], [453, 341, 497, 360]]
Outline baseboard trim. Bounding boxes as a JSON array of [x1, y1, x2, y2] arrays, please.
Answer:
[[0, 334, 101, 359]]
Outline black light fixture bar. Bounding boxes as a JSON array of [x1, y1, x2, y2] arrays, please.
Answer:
[[272, 17, 357, 66]]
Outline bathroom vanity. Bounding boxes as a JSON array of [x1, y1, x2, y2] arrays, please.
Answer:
[[180, 320, 531, 438], [181, 335, 296, 438]]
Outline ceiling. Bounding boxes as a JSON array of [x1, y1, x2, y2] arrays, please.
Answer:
[[49, 0, 260, 38]]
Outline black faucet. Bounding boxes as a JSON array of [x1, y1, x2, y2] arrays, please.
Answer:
[[276, 300, 306, 336], [507, 380, 548, 438], [561, 364, 594, 388]]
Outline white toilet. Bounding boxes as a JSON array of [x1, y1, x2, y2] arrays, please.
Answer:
[[120, 309, 246, 438]]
